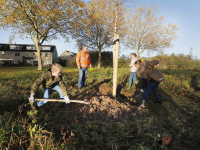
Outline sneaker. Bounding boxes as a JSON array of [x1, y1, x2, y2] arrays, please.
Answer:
[[140, 100, 145, 107], [155, 100, 161, 104]]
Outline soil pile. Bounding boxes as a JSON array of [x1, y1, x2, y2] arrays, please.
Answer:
[[98, 83, 113, 95], [77, 95, 140, 123], [99, 83, 135, 98]]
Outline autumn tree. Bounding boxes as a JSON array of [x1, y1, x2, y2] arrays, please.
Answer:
[[125, 4, 179, 58], [0, 0, 84, 70], [70, 0, 127, 68]]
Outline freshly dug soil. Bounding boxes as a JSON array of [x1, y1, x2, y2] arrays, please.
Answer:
[[76, 95, 141, 124], [99, 83, 135, 97], [98, 83, 113, 95]]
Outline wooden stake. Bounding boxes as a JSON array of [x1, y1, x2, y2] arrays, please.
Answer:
[[113, 34, 119, 97], [35, 99, 91, 105]]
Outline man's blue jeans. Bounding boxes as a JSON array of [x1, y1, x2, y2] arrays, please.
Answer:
[[78, 68, 88, 88], [143, 82, 160, 102], [37, 84, 66, 107], [129, 72, 137, 85]]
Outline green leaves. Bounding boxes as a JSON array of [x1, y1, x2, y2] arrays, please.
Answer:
[[27, 124, 38, 138]]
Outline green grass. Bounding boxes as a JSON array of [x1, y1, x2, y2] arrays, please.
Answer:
[[0, 67, 200, 149]]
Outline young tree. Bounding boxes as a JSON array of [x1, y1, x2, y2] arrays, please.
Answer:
[[0, 0, 84, 70], [70, 0, 127, 68], [125, 4, 179, 58]]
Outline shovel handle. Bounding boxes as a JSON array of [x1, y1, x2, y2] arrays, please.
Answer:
[[35, 99, 91, 105]]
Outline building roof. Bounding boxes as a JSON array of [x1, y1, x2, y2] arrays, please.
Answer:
[[67, 51, 76, 56], [0, 43, 56, 52], [59, 50, 76, 57]]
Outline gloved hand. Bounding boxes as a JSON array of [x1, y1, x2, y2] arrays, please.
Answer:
[[64, 95, 70, 104], [29, 93, 35, 103], [140, 89, 144, 92]]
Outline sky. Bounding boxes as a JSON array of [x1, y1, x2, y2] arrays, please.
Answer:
[[0, 0, 199, 59]]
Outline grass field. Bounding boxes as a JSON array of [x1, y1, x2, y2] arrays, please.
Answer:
[[0, 66, 200, 149]]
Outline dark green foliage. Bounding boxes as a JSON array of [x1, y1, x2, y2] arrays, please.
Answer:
[[88, 51, 113, 68], [66, 51, 113, 68], [191, 73, 200, 90], [66, 56, 77, 68]]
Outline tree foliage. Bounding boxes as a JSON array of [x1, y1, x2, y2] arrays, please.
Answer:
[[70, 0, 127, 68], [0, 0, 84, 70], [125, 4, 179, 58]]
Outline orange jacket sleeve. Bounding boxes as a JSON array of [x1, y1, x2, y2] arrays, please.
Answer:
[[76, 52, 81, 67]]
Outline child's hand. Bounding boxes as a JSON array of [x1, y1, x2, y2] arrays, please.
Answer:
[[64, 95, 70, 104], [29, 93, 35, 103]]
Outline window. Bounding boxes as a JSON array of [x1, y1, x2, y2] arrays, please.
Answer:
[[33, 52, 35, 55], [1, 51, 4, 54], [27, 46, 51, 50], [27, 46, 36, 50], [45, 52, 50, 57], [10, 45, 22, 50], [15, 53, 20, 56], [0, 45, 2, 48], [41, 46, 51, 50], [25, 52, 29, 57], [46, 60, 51, 64]]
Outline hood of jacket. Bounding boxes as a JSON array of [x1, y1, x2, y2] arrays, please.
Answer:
[[138, 61, 146, 74]]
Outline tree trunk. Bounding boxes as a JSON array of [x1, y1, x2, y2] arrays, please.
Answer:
[[35, 36, 42, 70], [137, 49, 140, 59], [98, 48, 101, 68]]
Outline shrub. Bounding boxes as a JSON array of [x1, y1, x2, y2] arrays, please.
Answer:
[[191, 73, 200, 90], [66, 56, 77, 68]]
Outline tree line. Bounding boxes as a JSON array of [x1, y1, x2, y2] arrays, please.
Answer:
[[0, 0, 179, 70]]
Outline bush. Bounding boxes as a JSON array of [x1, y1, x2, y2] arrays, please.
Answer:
[[88, 50, 113, 68], [67, 51, 113, 68], [66, 56, 77, 68], [191, 73, 200, 90]]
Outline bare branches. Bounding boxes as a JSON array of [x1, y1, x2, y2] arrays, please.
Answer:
[[125, 3, 179, 58]]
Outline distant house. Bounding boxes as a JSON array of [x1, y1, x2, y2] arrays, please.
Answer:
[[0, 43, 58, 66], [58, 50, 76, 62]]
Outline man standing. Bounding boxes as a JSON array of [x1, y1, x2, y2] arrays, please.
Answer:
[[76, 46, 91, 89]]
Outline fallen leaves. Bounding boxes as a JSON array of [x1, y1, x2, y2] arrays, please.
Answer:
[[162, 136, 171, 146]]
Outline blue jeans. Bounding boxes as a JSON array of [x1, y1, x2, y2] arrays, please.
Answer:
[[78, 68, 88, 88], [143, 82, 160, 102], [37, 84, 66, 107], [129, 72, 137, 84]]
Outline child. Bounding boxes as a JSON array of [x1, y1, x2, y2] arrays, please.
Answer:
[[127, 53, 138, 89], [29, 63, 70, 109], [134, 60, 164, 107]]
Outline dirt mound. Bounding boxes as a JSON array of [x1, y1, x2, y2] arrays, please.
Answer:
[[120, 88, 135, 97], [99, 83, 113, 95], [99, 83, 135, 98], [77, 96, 141, 123]]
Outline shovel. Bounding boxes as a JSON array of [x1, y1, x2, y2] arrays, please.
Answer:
[[35, 99, 91, 105], [117, 72, 130, 92], [121, 71, 130, 87]]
